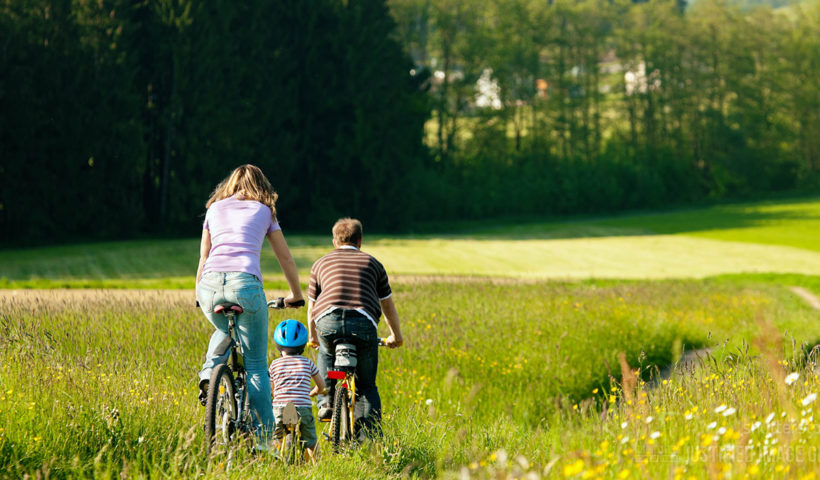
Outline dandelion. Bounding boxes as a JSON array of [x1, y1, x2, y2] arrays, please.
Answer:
[[785, 372, 800, 385], [802, 393, 817, 406], [722, 407, 736, 417]]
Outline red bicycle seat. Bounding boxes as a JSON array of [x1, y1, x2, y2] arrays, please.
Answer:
[[214, 303, 243, 315]]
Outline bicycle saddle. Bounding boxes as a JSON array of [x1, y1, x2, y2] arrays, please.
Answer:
[[214, 303, 243, 314]]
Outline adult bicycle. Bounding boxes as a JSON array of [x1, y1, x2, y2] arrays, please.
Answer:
[[203, 297, 305, 453], [322, 337, 386, 451]]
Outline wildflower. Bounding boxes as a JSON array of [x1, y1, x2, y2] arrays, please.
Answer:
[[685, 413, 693, 421], [707, 422, 717, 430], [621, 422, 628, 429], [563, 459, 584, 476], [750, 421, 761, 431], [714, 405, 727, 414], [802, 393, 817, 406], [618, 469, 630, 479], [645, 416, 654, 424], [425, 399, 433, 406], [621, 436, 630, 445], [717, 427, 726, 435], [722, 407, 736, 417], [766, 413, 776, 424], [650, 431, 661, 439], [785, 372, 800, 385]]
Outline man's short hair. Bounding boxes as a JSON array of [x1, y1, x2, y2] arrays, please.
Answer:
[[333, 218, 362, 246]]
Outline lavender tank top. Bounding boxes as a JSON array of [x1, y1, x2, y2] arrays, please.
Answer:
[[202, 196, 281, 281]]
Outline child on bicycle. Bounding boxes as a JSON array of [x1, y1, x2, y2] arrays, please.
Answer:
[[269, 319, 326, 460]]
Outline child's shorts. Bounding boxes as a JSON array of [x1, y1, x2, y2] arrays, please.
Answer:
[[273, 405, 317, 448]]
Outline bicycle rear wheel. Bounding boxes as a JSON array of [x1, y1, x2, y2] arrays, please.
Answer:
[[331, 385, 351, 450], [205, 364, 237, 452]]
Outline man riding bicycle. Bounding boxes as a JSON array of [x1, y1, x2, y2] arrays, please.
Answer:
[[307, 218, 404, 438]]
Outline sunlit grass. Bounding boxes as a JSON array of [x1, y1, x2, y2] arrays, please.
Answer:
[[2, 279, 819, 478], [3, 197, 820, 287]]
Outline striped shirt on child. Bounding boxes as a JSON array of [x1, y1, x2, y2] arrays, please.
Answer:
[[269, 355, 319, 407]]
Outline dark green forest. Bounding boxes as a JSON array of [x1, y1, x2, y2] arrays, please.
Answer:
[[1, 0, 819, 245]]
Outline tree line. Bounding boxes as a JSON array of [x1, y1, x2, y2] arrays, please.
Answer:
[[0, 0, 428, 244], [393, 0, 820, 219], [1, 0, 819, 245]]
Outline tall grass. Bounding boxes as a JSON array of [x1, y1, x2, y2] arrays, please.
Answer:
[[2, 279, 818, 478]]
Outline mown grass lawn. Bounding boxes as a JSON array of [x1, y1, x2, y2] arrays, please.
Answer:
[[2, 196, 820, 288]]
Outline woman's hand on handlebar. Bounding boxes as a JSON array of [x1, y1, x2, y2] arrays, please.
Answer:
[[268, 296, 305, 309], [283, 295, 305, 308]]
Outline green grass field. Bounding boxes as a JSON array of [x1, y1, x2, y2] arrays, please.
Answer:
[[2, 196, 820, 478], [3, 196, 820, 288]]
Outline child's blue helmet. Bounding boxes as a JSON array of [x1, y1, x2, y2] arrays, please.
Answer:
[[274, 319, 308, 348]]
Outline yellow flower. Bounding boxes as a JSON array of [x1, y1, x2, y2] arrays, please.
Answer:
[[618, 469, 630, 479], [563, 459, 584, 477]]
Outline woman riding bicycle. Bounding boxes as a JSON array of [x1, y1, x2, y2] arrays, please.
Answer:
[[195, 164, 304, 450]]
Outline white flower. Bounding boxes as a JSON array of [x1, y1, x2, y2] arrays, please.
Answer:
[[650, 431, 661, 439], [645, 416, 654, 424], [138, 436, 144, 444], [722, 407, 736, 417], [766, 413, 776, 424], [785, 372, 800, 385], [801, 393, 817, 406], [718, 427, 726, 435], [621, 436, 630, 444], [707, 422, 717, 430], [685, 414, 693, 421], [621, 422, 628, 429], [425, 398, 433, 406], [750, 421, 761, 431], [714, 405, 727, 414]]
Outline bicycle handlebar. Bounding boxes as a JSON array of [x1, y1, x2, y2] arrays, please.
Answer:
[[268, 297, 306, 309]]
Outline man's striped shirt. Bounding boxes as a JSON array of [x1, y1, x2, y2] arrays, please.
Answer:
[[308, 246, 392, 326], [269, 355, 319, 407]]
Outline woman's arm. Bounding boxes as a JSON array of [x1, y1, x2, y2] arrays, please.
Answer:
[[196, 228, 212, 286], [266, 229, 304, 305]]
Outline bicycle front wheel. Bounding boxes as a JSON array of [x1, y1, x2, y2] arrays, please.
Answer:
[[331, 385, 351, 450], [205, 364, 237, 452]]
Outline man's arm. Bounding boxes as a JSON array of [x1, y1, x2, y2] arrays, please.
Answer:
[[307, 299, 319, 348], [380, 296, 403, 348]]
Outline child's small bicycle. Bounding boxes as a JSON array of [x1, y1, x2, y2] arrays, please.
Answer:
[[203, 297, 304, 453], [275, 401, 307, 464], [322, 337, 386, 451]]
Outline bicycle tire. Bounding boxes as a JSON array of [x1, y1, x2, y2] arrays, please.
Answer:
[[205, 364, 237, 452], [331, 385, 349, 450]]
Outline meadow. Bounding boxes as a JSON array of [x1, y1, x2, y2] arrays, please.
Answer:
[[2, 196, 820, 478]]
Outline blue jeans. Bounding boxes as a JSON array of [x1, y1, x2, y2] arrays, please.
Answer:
[[197, 271, 273, 443], [315, 310, 381, 437]]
